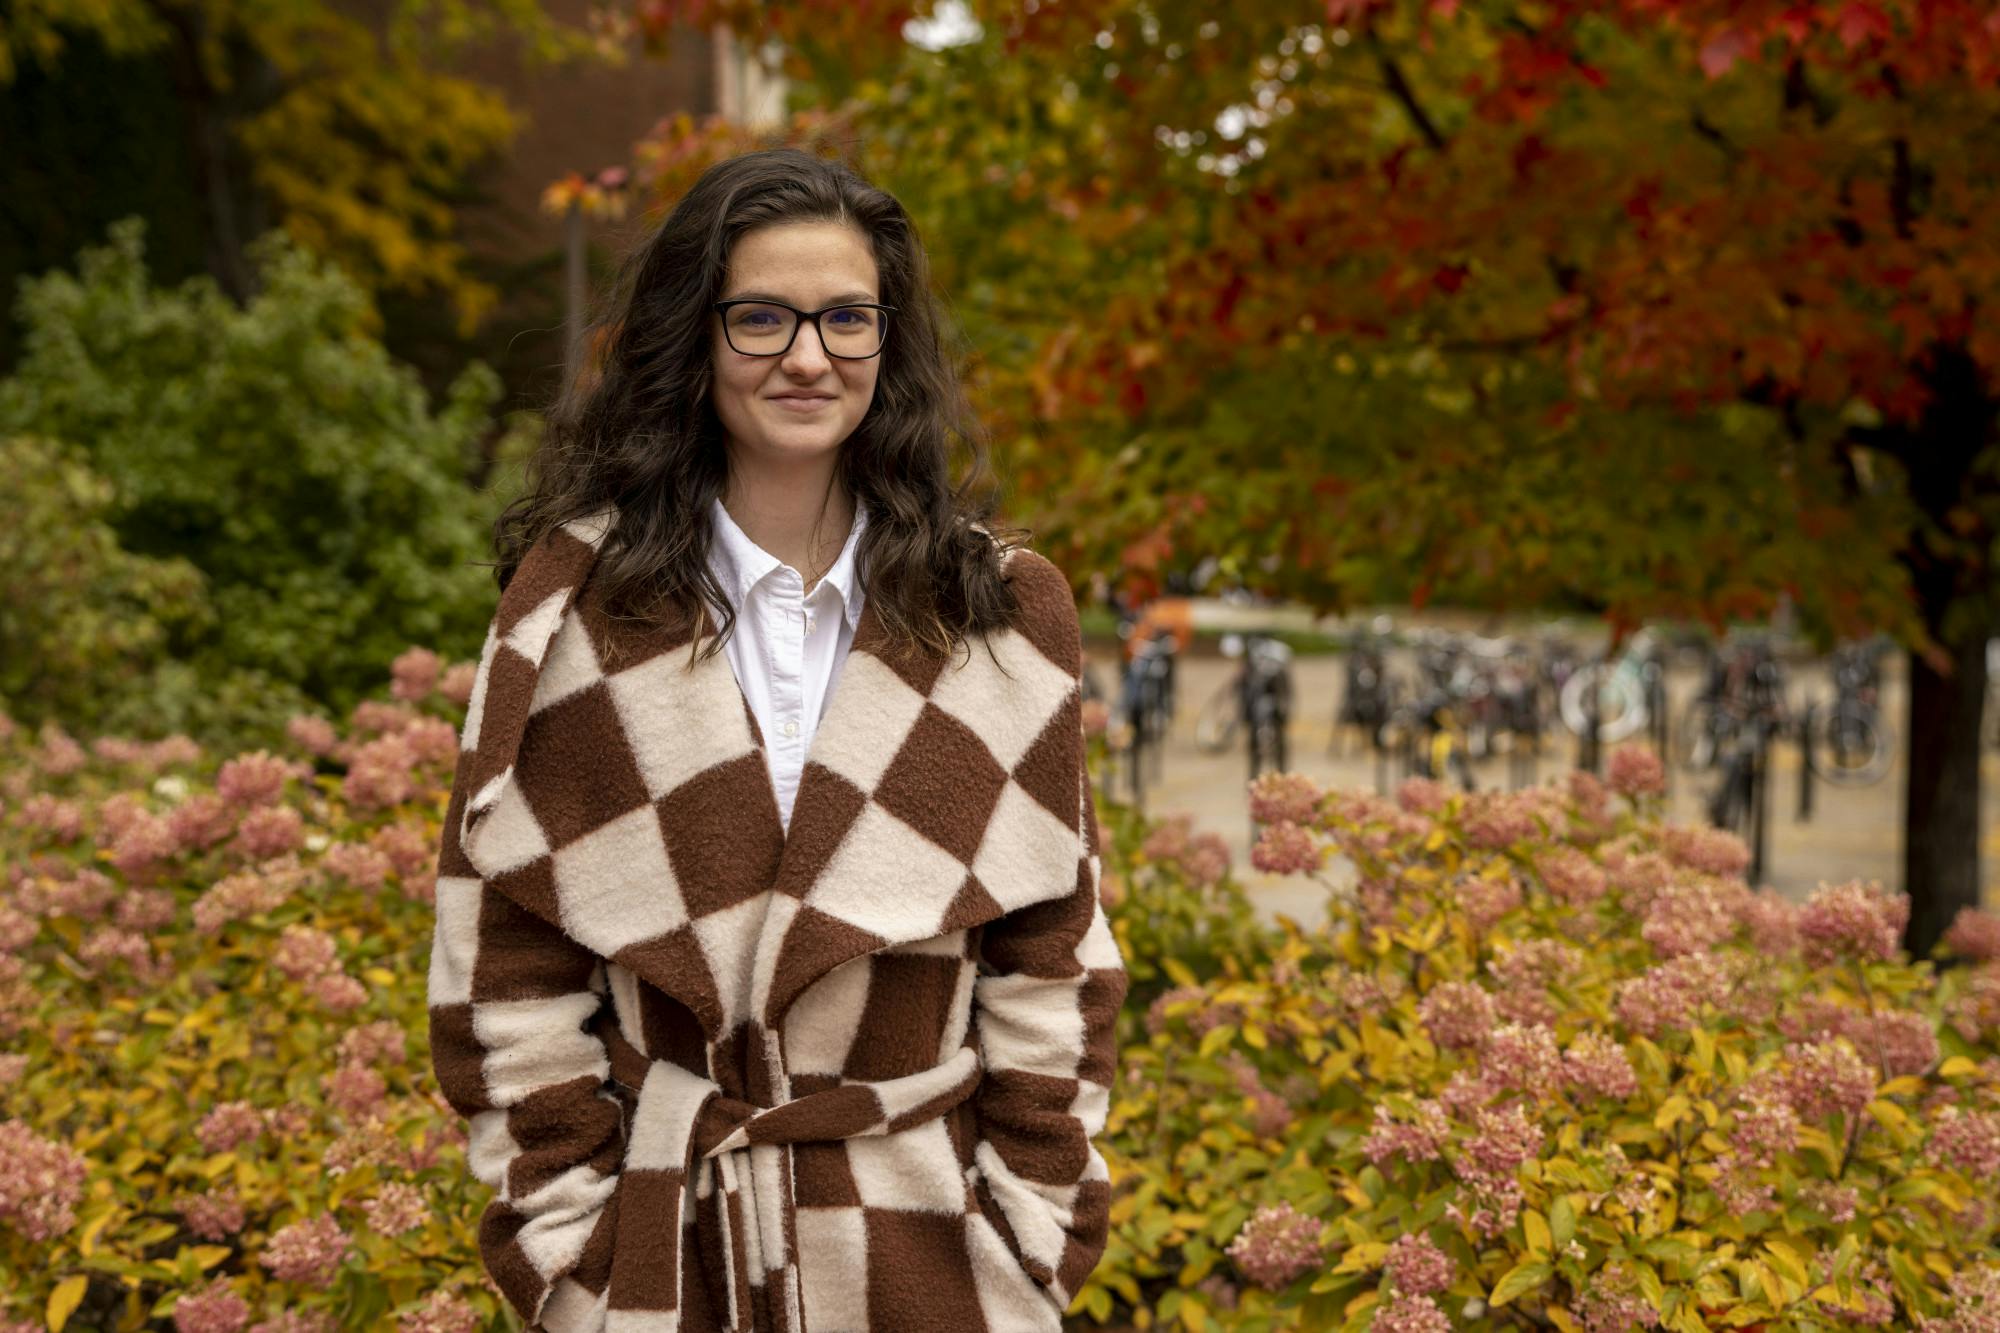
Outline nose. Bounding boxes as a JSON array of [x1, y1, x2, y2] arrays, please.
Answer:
[[781, 315, 834, 374]]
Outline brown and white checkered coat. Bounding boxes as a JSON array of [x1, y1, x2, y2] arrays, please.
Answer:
[[426, 509, 1128, 1333]]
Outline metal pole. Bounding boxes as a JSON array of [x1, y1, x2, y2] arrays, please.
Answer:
[[563, 199, 587, 383]]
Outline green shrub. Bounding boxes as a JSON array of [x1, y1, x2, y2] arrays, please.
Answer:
[[0, 216, 504, 742]]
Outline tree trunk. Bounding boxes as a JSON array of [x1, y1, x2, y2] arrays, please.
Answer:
[[1902, 626, 1986, 958], [1893, 340, 1996, 959]]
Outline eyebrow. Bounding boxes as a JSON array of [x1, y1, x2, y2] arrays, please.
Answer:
[[722, 290, 879, 305]]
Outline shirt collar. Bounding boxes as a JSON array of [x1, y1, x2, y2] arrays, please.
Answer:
[[707, 494, 868, 630]]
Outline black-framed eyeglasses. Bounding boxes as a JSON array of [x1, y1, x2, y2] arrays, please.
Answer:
[[713, 299, 896, 359]]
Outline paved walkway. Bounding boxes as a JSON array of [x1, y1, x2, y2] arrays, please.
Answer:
[[1085, 635, 2000, 931]]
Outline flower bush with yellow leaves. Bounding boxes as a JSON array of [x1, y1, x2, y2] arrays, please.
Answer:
[[0, 648, 502, 1332], [1086, 755, 2000, 1333]]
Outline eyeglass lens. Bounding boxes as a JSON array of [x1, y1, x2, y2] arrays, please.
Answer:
[[723, 305, 886, 358]]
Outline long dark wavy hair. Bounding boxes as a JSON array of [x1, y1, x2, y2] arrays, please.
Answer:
[[490, 143, 1030, 666]]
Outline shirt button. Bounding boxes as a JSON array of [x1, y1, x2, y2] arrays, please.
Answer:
[[782, 719, 799, 737]]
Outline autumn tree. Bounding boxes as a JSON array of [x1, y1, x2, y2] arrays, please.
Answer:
[[2, 0, 607, 330], [576, 0, 1998, 956]]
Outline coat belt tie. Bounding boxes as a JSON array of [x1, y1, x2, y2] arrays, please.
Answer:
[[601, 1020, 985, 1333]]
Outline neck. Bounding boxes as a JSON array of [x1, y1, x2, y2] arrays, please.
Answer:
[[720, 464, 855, 594]]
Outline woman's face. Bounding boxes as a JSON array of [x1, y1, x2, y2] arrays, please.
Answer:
[[711, 220, 883, 471]]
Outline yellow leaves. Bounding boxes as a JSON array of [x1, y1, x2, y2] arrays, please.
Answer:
[[1489, 1259, 1552, 1307], [1522, 1208, 1552, 1257], [1161, 956, 1199, 988], [1939, 1055, 1982, 1079], [364, 967, 398, 987], [1654, 1094, 1693, 1131], [1241, 1023, 1268, 1050], [46, 1276, 88, 1331], [1878, 1075, 1926, 1098], [1334, 1240, 1390, 1274], [75, 1205, 118, 1258], [1689, 1027, 1716, 1076], [1197, 1024, 1235, 1058]]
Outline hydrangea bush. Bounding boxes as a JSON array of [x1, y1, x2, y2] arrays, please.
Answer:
[[1089, 752, 2000, 1332], [0, 649, 500, 1331]]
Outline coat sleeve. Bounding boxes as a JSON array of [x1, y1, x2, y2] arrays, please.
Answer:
[[968, 579, 1129, 1316], [427, 619, 624, 1330]]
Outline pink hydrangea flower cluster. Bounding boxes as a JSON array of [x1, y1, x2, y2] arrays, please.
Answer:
[[1742, 889, 1802, 955], [1224, 1200, 1323, 1291], [1562, 1030, 1639, 1100], [179, 1186, 248, 1242], [1372, 1294, 1452, 1332], [1607, 746, 1666, 798], [1455, 871, 1524, 931], [1361, 1097, 1450, 1167], [350, 699, 420, 736], [1613, 952, 1725, 1038], [109, 810, 180, 883], [1920, 1262, 2000, 1333], [1490, 938, 1580, 1024], [32, 723, 88, 776], [1659, 825, 1752, 878], [1248, 770, 1323, 825], [370, 822, 435, 880], [390, 646, 443, 702], [0, 1119, 89, 1242], [1395, 777, 1450, 816], [1798, 878, 1907, 967], [1383, 1232, 1454, 1296], [361, 1180, 429, 1236], [322, 840, 393, 893], [1642, 874, 1750, 958], [196, 1101, 266, 1154], [287, 714, 339, 756], [1418, 981, 1496, 1052], [1452, 1101, 1543, 1236], [169, 792, 237, 851], [401, 715, 459, 767], [217, 751, 309, 808], [338, 1019, 407, 1068], [395, 1288, 484, 1333], [232, 805, 304, 860], [1950, 970, 2000, 1043], [171, 1280, 250, 1333], [1251, 820, 1321, 875], [79, 925, 172, 985], [326, 1063, 388, 1118], [439, 661, 479, 706], [1534, 846, 1609, 908], [1783, 1039, 1877, 1122], [1483, 1022, 1562, 1094], [15, 793, 84, 841], [1571, 1263, 1662, 1332], [1927, 1107, 2000, 1180], [342, 733, 420, 811], [260, 1212, 354, 1287], [1944, 908, 2000, 963], [191, 862, 298, 934], [1458, 790, 1541, 850]]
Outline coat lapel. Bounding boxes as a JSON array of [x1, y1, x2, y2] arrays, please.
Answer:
[[454, 506, 1088, 1046]]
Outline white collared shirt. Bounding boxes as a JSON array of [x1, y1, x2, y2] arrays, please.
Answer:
[[705, 495, 868, 832]]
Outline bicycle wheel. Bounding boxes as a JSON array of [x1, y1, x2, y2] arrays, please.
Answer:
[[1808, 704, 1892, 787], [1674, 699, 1719, 772], [1561, 664, 1646, 743], [1195, 681, 1237, 753]]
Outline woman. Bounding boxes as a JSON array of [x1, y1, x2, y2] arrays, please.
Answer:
[[427, 146, 1128, 1333]]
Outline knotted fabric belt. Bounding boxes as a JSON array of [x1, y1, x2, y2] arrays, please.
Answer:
[[600, 1019, 986, 1332]]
